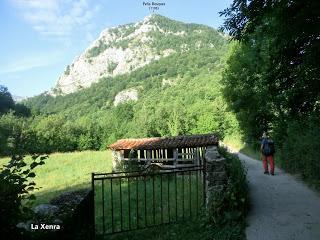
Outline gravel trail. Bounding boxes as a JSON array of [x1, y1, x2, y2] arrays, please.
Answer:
[[236, 152, 320, 240]]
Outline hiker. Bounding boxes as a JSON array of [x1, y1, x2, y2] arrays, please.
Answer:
[[260, 132, 275, 175]]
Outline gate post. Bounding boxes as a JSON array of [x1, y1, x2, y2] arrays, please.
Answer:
[[91, 173, 95, 239], [204, 146, 227, 212]]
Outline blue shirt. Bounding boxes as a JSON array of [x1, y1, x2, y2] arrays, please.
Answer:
[[261, 137, 268, 146]]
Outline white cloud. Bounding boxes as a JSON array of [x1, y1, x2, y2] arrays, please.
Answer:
[[0, 52, 63, 74], [11, 0, 100, 38]]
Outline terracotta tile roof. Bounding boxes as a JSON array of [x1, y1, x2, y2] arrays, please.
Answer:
[[109, 134, 218, 150]]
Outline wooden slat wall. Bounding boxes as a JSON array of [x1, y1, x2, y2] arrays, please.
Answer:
[[117, 145, 209, 168]]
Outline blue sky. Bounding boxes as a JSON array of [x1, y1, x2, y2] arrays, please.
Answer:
[[0, 0, 233, 97]]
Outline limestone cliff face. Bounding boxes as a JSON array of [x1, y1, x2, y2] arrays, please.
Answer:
[[53, 15, 172, 95], [52, 14, 225, 95]]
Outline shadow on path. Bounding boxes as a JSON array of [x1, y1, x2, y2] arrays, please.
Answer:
[[235, 151, 320, 240]]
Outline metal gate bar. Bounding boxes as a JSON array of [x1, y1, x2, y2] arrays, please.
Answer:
[[92, 165, 205, 236]]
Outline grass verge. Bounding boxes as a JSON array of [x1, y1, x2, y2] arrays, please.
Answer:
[[223, 134, 260, 160]]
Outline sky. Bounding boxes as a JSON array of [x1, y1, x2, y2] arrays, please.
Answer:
[[0, 0, 233, 97]]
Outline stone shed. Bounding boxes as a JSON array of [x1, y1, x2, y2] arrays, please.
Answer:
[[109, 133, 219, 169]]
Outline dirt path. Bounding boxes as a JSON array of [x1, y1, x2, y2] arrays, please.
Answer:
[[235, 152, 320, 240]]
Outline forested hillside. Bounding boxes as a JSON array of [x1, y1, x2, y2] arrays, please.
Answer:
[[0, 15, 241, 155]]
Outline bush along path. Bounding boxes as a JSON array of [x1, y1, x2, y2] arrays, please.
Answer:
[[236, 152, 320, 240]]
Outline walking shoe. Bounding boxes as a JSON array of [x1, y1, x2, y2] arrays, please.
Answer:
[[270, 173, 274, 176], [264, 171, 269, 175]]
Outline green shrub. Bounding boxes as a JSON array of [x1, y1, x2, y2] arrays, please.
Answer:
[[206, 147, 249, 239], [276, 115, 320, 189], [0, 155, 47, 237], [87, 41, 109, 58], [107, 61, 118, 73]]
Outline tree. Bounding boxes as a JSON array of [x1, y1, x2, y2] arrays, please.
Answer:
[[220, 0, 320, 140], [220, 0, 320, 184], [14, 103, 31, 117], [0, 85, 14, 115]]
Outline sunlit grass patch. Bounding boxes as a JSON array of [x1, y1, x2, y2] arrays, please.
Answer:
[[1, 150, 113, 205]]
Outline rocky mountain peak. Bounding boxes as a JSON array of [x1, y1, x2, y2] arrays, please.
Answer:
[[51, 14, 223, 95]]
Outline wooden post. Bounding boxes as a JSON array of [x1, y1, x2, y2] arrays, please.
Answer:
[[146, 150, 151, 166], [196, 148, 199, 165], [173, 148, 178, 167]]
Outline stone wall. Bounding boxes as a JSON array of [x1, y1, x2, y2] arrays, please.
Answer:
[[112, 150, 122, 170], [204, 146, 227, 212]]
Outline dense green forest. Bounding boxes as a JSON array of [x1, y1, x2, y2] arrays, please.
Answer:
[[220, 0, 320, 184]]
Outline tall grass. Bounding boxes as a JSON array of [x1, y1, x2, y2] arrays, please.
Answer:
[[94, 172, 204, 236], [0, 151, 113, 205]]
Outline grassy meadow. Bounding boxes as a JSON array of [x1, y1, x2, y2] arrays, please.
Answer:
[[0, 150, 113, 205]]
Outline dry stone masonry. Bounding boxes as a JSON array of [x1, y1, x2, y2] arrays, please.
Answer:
[[204, 146, 227, 211]]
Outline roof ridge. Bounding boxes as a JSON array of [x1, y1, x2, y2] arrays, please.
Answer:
[[109, 133, 218, 150]]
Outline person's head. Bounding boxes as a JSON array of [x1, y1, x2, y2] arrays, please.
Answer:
[[262, 132, 267, 138]]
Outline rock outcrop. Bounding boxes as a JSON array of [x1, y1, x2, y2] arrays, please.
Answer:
[[52, 15, 174, 95], [113, 88, 139, 106], [51, 14, 226, 96]]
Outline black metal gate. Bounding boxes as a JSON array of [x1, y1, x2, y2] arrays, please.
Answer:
[[92, 165, 206, 237]]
